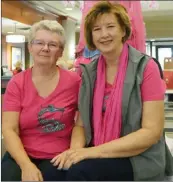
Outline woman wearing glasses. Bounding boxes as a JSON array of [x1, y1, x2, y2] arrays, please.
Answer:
[[2, 20, 81, 181]]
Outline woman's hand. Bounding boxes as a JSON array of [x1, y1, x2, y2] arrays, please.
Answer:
[[21, 162, 43, 181], [51, 149, 71, 170], [51, 147, 99, 170]]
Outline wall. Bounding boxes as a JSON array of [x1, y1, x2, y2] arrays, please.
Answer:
[[1, 35, 7, 66], [75, 32, 80, 47], [62, 18, 76, 61], [153, 42, 173, 46], [144, 14, 173, 39]]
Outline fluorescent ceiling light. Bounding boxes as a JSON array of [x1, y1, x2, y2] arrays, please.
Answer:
[[7, 32, 14, 34], [66, 7, 73, 10], [37, 6, 45, 11], [6, 35, 25, 43], [65, 3, 73, 11]]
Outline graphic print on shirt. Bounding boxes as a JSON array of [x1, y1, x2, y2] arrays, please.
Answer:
[[38, 105, 65, 133], [102, 95, 109, 113]]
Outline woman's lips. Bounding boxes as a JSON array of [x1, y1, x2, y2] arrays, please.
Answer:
[[39, 55, 50, 57], [100, 40, 112, 45]]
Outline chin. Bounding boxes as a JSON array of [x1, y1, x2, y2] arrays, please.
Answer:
[[101, 49, 113, 54], [98, 46, 112, 53], [35, 60, 49, 65]]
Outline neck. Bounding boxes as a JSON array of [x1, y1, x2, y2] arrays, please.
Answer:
[[103, 43, 124, 67], [32, 64, 58, 78]]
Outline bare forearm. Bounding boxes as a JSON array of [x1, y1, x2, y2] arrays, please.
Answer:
[[70, 126, 86, 149], [95, 128, 159, 158], [3, 130, 31, 168]]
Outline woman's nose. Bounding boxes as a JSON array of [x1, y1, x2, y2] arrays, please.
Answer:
[[100, 28, 109, 37], [42, 44, 49, 51]]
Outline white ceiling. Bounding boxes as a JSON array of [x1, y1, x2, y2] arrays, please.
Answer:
[[2, 1, 173, 40], [35, 1, 173, 22], [32, 1, 82, 23]]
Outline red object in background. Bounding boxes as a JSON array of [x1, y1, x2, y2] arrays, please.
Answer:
[[13, 68, 23, 75], [163, 71, 173, 89], [13, 70, 18, 75]]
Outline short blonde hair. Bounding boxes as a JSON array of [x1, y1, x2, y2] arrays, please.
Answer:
[[28, 20, 66, 49], [84, 1, 131, 50], [14, 61, 22, 68]]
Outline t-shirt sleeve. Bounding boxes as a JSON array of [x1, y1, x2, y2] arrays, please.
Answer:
[[3, 78, 21, 112], [141, 59, 166, 102]]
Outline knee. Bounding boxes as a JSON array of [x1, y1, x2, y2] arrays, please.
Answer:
[[66, 163, 82, 180], [66, 160, 91, 181], [1, 166, 21, 181], [1, 158, 21, 181]]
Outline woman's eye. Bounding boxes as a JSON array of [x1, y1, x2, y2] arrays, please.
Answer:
[[50, 44, 57, 47], [108, 26, 114, 28], [93, 28, 100, 31], [37, 42, 43, 45]]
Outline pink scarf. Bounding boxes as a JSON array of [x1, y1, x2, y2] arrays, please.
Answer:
[[93, 43, 129, 146]]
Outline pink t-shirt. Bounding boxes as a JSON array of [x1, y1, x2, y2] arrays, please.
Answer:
[[3, 68, 81, 159], [102, 59, 166, 112]]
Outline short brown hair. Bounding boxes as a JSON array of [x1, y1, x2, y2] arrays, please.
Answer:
[[84, 1, 131, 50]]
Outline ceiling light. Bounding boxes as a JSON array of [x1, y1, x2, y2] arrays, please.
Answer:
[[65, 2, 73, 11], [6, 35, 25, 43], [65, 7, 73, 10], [6, 23, 25, 43], [7, 32, 14, 34], [37, 6, 45, 11]]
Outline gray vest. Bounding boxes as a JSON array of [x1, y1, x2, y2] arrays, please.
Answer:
[[78, 45, 173, 181]]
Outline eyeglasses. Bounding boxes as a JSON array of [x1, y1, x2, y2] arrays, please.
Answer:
[[31, 40, 60, 50]]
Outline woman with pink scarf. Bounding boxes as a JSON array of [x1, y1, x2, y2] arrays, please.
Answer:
[[51, 1, 173, 181]]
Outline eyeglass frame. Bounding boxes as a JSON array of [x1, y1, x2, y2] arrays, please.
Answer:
[[30, 39, 62, 50]]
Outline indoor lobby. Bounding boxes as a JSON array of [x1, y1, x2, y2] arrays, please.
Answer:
[[1, 1, 173, 181]]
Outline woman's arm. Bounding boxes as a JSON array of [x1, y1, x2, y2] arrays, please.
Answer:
[[2, 111, 32, 168], [2, 111, 43, 181], [70, 112, 86, 149], [61, 101, 164, 169], [94, 100, 164, 158], [2, 78, 43, 181]]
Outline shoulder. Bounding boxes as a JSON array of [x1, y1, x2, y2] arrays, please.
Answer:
[[8, 69, 31, 88], [144, 58, 161, 75], [128, 45, 150, 65], [60, 68, 81, 84], [142, 58, 165, 89], [141, 59, 166, 101]]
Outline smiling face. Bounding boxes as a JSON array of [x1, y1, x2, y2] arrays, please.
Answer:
[[92, 13, 125, 55], [28, 29, 63, 66]]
